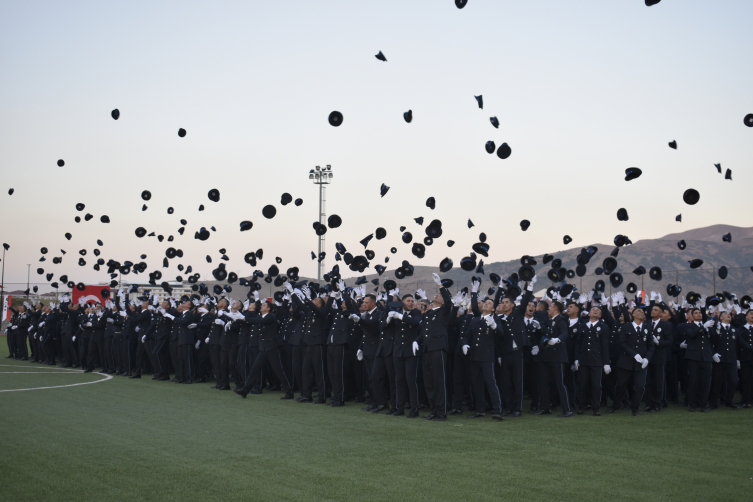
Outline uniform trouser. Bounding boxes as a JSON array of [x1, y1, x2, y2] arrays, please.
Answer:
[[87, 338, 105, 370], [451, 352, 473, 410], [301, 344, 327, 401], [103, 337, 115, 372], [79, 336, 90, 368], [327, 345, 346, 404], [111, 336, 122, 372], [577, 365, 602, 411], [41, 335, 55, 363], [363, 355, 376, 403], [219, 346, 239, 388], [120, 336, 131, 374], [209, 344, 221, 380], [292, 344, 305, 392], [564, 362, 577, 409], [665, 353, 679, 402], [239, 347, 292, 394], [245, 346, 262, 391], [394, 355, 419, 414], [169, 339, 181, 379], [344, 347, 364, 399], [740, 359, 753, 405], [677, 352, 688, 398], [710, 362, 738, 407], [500, 350, 524, 412], [614, 367, 647, 413], [645, 363, 665, 409], [15, 331, 29, 359], [371, 354, 396, 409], [280, 343, 294, 389], [149, 338, 169, 377], [7, 329, 17, 356], [62, 333, 76, 365], [422, 350, 448, 417], [538, 362, 571, 413], [687, 360, 712, 408], [470, 360, 502, 414], [195, 342, 210, 381], [235, 343, 249, 388], [179, 344, 195, 382]]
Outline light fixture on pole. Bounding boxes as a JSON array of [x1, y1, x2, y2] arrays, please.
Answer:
[[309, 164, 333, 281]]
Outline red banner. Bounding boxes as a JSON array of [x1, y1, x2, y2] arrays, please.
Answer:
[[72, 286, 110, 305]]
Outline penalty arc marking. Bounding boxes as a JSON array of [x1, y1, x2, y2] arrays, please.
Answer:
[[0, 364, 113, 392]]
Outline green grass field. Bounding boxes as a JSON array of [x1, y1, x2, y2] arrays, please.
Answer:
[[1, 343, 751, 502]]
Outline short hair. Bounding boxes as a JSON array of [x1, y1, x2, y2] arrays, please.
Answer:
[[364, 294, 376, 303], [689, 307, 700, 316], [552, 301, 564, 314], [401, 294, 414, 301], [538, 300, 549, 310], [264, 301, 277, 313]]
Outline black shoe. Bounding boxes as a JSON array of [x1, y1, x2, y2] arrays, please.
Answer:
[[491, 414, 503, 421], [218, 385, 231, 390], [632, 411, 640, 416], [362, 405, 377, 412], [430, 416, 447, 422], [180, 380, 192, 384], [370, 405, 386, 413], [234, 389, 248, 398], [726, 403, 742, 409], [151, 375, 160, 380], [648, 407, 660, 413], [576, 408, 584, 415], [507, 411, 521, 418], [528, 407, 539, 414], [688, 407, 696, 412], [354, 397, 365, 403], [248, 389, 262, 395], [391, 410, 405, 416], [83, 369, 92, 373], [593, 410, 601, 416], [406, 411, 419, 418], [534, 409, 552, 415], [501, 410, 511, 417], [128, 374, 141, 379], [700, 407, 710, 412], [281, 391, 294, 400], [421, 414, 436, 421], [297, 396, 314, 403], [643, 406, 653, 412], [606, 406, 620, 414], [448, 408, 463, 416], [330, 402, 344, 407], [467, 412, 486, 418], [314, 400, 327, 405], [558, 412, 573, 418], [158, 375, 171, 381]]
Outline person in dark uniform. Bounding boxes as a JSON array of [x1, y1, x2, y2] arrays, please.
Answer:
[[84, 303, 108, 373], [280, 290, 305, 392], [563, 301, 582, 412], [683, 308, 715, 412], [371, 293, 404, 414], [536, 300, 573, 417], [709, 311, 742, 409], [292, 284, 329, 403], [390, 287, 423, 418], [608, 306, 654, 416], [573, 306, 610, 415], [357, 293, 384, 410], [39, 304, 58, 365], [494, 276, 536, 417], [233, 299, 295, 399], [10, 304, 31, 361], [344, 297, 365, 403], [102, 301, 118, 374], [175, 299, 200, 384], [449, 297, 474, 415], [461, 281, 504, 421], [738, 310, 753, 408], [196, 301, 216, 384], [644, 302, 674, 413], [325, 281, 357, 407], [215, 299, 242, 390]]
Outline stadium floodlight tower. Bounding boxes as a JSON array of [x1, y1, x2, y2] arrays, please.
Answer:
[[309, 165, 333, 281]]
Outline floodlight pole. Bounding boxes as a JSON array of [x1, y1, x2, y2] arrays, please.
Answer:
[[309, 165, 333, 281]]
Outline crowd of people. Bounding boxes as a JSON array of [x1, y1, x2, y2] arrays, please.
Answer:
[[5, 272, 753, 420]]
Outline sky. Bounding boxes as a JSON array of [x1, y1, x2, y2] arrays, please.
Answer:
[[0, 0, 751, 290]]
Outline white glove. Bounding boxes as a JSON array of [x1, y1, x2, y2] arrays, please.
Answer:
[[285, 282, 294, 293], [205, 337, 210, 344], [301, 286, 311, 300], [531, 319, 541, 330], [462, 344, 470, 355], [733, 304, 742, 315], [119, 311, 127, 317], [225, 321, 232, 332], [412, 341, 419, 355], [498, 357, 502, 366], [471, 280, 480, 294], [107, 318, 114, 324], [680, 341, 687, 349], [547, 338, 559, 346], [215, 319, 225, 325], [164, 313, 175, 320], [603, 364, 611, 374], [712, 353, 721, 363], [10, 325, 16, 329], [452, 292, 463, 306], [135, 326, 140, 332], [738, 360, 741, 370], [188, 323, 197, 329], [85, 322, 92, 327], [28, 326, 33, 332], [141, 335, 146, 343], [393, 312, 403, 321], [432, 273, 442, 286], [385, 313, 392, 324], [253, 291, 260, 302], [337, 279, 346, 291], [650, 291, 657, 301], [356, 349, 363, 361], [527, 275, 537, 291], [531, 346, 539, 355], [360, 312, 368, 319], [703, 320, 715, 329], [349, 314, 360, 322], [416, 288, 427, 300], [485, 316, 497, 330], [39, 321, 45, 327], [641, 358, 649, 369], [195, 340, 201, 350], [388, 289, 397, 298], [634, 354, 643, 364], [39, 336, 43, 342], [573, 360, 579, 371], [652, 335, 659, 345], [72, 336, 76, 342]]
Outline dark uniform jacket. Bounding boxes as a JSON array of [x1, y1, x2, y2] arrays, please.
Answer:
[[617, 322, 656, 371], [683, 322, 713, 363], [243, 312, 282, 352], [414, 288, 452, 353], [710, 322, 742, 363], [645, 318, 673, 365], [738, 324, 753, 362], [359, 306, 385, 357], [326, 297, 355, 346], [539, 314, 570, 363], [574, 320, 610, 367], [392, 309, 422, 357]]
